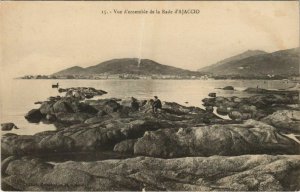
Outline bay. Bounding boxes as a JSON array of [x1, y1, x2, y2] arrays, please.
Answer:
[[0, 79, 295, 135]]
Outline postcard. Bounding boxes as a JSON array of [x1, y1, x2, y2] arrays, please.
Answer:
[[1, 1, 299, 191]]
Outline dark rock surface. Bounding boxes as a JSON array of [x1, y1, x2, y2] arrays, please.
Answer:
[[1, 119, 175, 157], [2, 155, 300, 191], [133, 120, 300, 158], [25, 109, 44, 123], [222, 86, 234, 90], [262, 110, 300, 133], [1, 123, 18, 131]]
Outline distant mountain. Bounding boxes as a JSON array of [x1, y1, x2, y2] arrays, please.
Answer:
[[198, 48, 299, 77], [199, 50, 267, 72], [53, 58, 202, 76], [54, 66, 87, 76]]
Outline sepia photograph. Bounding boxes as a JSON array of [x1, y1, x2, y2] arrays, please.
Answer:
[[0, 1, 299, 191]]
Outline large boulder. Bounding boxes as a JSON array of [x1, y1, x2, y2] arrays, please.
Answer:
[[53, 100, 74, 113], [134, 120, 300, 158], [2, 155, 300, 191], [262, 110, 300, 133], [25, 109, 44, 123]]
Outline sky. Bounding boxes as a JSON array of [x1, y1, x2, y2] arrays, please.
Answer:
[[0, 1, 299, 78]]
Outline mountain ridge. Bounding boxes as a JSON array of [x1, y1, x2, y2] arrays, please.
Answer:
[[53, 58, 202, 76], [54, 66, 87, 76], [198, 47, 299, 77], [199, 50, 268, 72]]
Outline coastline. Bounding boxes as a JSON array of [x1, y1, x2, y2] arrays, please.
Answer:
[[1, 84, 300, 190]]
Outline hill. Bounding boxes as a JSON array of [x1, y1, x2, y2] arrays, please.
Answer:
[[199, 50, 267, 72], [53, 58, 202, 76], [53, 66, 87, 76], [198, 48, 299, 78]]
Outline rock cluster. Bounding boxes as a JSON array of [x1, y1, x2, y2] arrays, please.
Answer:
[[1, 119, 173, 157], [202, 90, 299, 121], [58, 87, 107, 99], [26, 98, 123, 125], [4, 93, 227, 157], [29, 97, 222, 126], [2, 86, 300, 191]]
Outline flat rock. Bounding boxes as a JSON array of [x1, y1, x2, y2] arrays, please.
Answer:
[[133, 120, 300, 158], [2, 155, 300, 191]]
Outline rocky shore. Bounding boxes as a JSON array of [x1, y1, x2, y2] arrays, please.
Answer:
[[1, 86, 300, 191], [2, 155, 300, 191]]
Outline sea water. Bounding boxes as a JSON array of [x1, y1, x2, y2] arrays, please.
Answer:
[[0, 79, 296, 135]]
